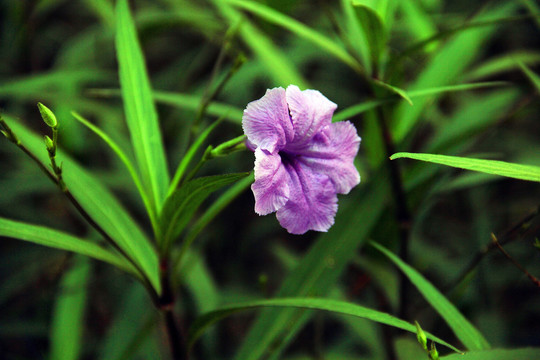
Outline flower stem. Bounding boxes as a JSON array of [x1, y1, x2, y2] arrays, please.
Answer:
[[377, 106, 412, 320]]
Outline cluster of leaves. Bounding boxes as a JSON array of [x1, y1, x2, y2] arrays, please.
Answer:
[[0, 0, 539, 359]]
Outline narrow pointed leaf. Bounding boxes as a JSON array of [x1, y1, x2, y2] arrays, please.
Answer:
[[6, 119, 161, 294], [50, 256, 91, 360], [189, 298, 461, 353], [71, 111, 157, 231], [116, 0, 169, 211], [160, 173, 249, 249], [0, 217, 136, 275], [441, 348, 540, 360], [370, 241, 490, 351], [391, 152, 540, 183], [227, 0, 363, 73], [517, 60, 540, 92]]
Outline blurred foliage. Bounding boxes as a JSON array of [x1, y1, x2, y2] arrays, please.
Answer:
[[1, 0, 539, 359]]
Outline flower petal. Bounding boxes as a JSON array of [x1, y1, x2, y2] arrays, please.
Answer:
[[296, 121, 361, 194], [286, 85, 337, 146], [242, 87, 293, 153], [252, 148, 290, 215], [276, 160, 338, 234]]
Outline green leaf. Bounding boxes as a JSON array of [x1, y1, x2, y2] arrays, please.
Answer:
[[441, 348, 540, 360], [227, 0, 363, 73], [168, 119, 223, 197], [211, 0, 307, 88], [116, 0, 170, 212], [391, 3, 519, 143], [189, 298, 461, 353], [87, 88, 244, 124], [235, 173, 390, 360], [465, 51, 540, 81], [370, 241, 491, 351], [352, 2, 387, 66], [6, 119, 161, 294], [332, 81, 507, 122], [71, 111, 158, 233], [391, 152, 540, 183], [0, 217, 136, 276], [517, 60, 540, 93], [49, 256, 91, 360], [373, 79, 413, 105], [159, 173, 249, 250]]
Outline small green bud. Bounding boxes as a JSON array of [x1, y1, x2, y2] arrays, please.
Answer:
[[37, 102, 58, 128], [44, 135, 54, 152], [429, 342, 439, 360], [415, 321, 428, 350]]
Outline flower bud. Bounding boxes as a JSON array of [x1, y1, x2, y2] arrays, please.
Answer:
[[37, 102, 58, 128], [429, 342, 439, 360], [44, 135, 54, 153], [415, 321, 428, 350]]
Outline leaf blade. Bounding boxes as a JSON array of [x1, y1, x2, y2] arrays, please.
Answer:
[[189, 298, 461, 353], [116, 0, 169, 212], [391, 152, 540, 183], [370, 241, 491, 351]]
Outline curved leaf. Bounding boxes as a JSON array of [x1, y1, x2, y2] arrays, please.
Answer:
[[189, 298, 461, 353], [441, 348, 540, 360], [370, 241, 491, 351], [160, 173, 249, 251], [0, 217, 136, 276], [391, 152, 540, 183]]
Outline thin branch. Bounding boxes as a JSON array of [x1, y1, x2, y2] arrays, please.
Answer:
[[1, 114, 160, 304], [491, 233, 540, 288], [445, 205, 540, 292]]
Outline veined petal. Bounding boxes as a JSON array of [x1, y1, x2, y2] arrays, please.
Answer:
[[297, 121, 361, 194], [242, 87, 293, 153], [276, 160, 338, 234], [252, 148, 290, 215], [286, 85, 337, 146]]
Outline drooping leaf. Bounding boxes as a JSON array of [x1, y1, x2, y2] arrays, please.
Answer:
[[370, 241, 491, 351], [391, 152, 540, 183], [189, 298, 461, 353], [517, 60, 540, 93], [159, 173, 249, 251], [227, 0, 363, 73], [116, 0, 170, 212], [235, 172, 390, 360], [6, 118, 161, 294], [0, 217, 136, 276]]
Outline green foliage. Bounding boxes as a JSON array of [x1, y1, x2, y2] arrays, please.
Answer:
[[0, 0, 539, 358]]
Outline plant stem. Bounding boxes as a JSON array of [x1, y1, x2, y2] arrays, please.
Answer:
[[0, 115, 160, 303], [159, 259, 188, 360], [377, 106, 412, 320], [491, 233, 540, 287]]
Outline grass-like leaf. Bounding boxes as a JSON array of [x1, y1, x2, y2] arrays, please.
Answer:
[[212, 0, 307, 88], [49, 256, 90, 360], [116, 0, 169, 212], [159, 173, 249, 252], [441, 348, 540, 360], [235, 173, 389, 360], [7, 119, 161, 294], [518, 60, 540, 93], [465, 51, 540, 81], [370, 241, 491, 351], [391, 152, 540, 183], [353, 3, 387, 66], [71, 111, 158, 233], [0, 217, 136, 276], [189, 298, 461, 353], [227, 0, 363, 73]]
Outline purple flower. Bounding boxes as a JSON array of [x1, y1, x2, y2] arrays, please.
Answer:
[[242, 85, 361, 234]]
